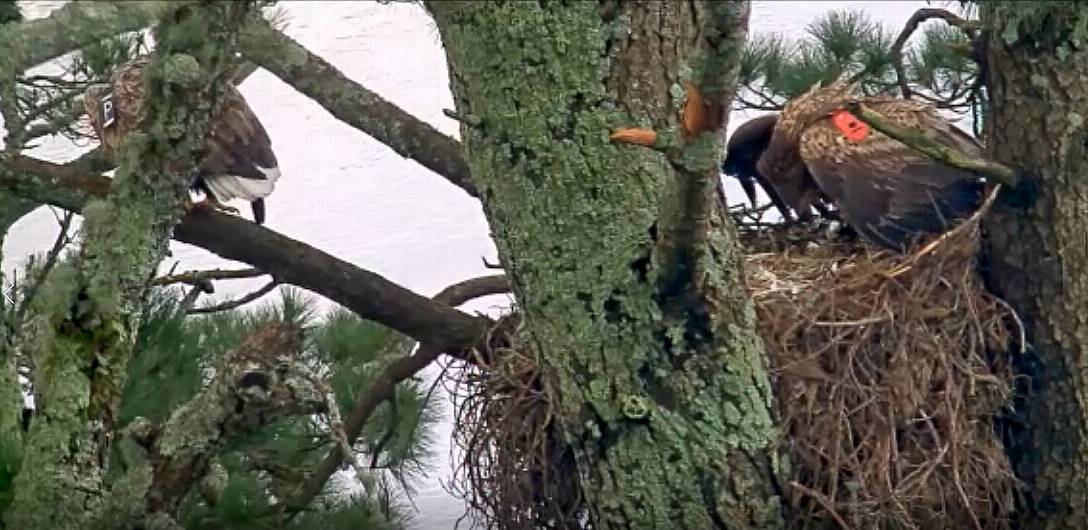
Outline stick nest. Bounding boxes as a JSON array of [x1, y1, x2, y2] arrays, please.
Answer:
[[739, 190, 1019, 530], [446, 314, 586, 530], [448, 192, 1019, 530]]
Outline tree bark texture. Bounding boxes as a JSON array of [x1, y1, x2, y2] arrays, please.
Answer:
[[981, 4, 1088, 529], [4, 4, 254, 528], [431, 2, 782, 528]]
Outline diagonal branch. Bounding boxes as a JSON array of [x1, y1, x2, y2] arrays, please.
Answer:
[[0, 153, 493, 354], [0, 1, 179, 78], [280, 274, 510, 514], [844, 102, 1020, 187], [187, 280, 278, 315], [238, 18, 477, 198]]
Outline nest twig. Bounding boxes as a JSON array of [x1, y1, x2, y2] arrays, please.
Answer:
[[446, 315, 585, 530], [447, 188, 1018, 530], [745, 187, 1018, 529]]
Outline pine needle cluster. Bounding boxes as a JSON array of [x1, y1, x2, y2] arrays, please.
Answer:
[[736, 7, 983, 134], [117, 287, 441, 529]]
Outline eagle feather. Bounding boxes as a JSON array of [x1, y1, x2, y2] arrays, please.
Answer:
[[83, 58, 280, 224]]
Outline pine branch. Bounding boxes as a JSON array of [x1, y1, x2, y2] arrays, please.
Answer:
[[0, 153, 495, 354], [187, 280, 279, 315], [114, 322, 326, 521], [21, 91, 86, 144], [892, 8, 981, 99], [0, 1, 179, 78], [13, 210, 72, 321], [237, 18, 477, 198], [844, 101, 1019, 187], [151, 267, 265, 289], [280, 274, 510, 515]]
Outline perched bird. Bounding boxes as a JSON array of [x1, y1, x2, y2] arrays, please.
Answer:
[[83, 58, 280, 224], [722, 113, 835, 222], [755, 75, 985, 251]]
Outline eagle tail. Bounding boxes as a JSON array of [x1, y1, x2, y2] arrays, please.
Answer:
[[251, 198, 266, 225]]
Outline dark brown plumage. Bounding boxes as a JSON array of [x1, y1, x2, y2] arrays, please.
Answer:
[[722, 114, 836, 222], [84, 58, 280, 224], [755, 76, 985, 251]]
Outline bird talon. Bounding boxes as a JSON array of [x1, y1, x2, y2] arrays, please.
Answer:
[[189, 198, 239, 216]]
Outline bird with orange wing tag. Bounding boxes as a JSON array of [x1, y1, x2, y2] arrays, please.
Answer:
[[736, 75, 985, 252]]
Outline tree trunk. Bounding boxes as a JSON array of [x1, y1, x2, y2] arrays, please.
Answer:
[[3, 4, 253, 528], [981, 4, 1088, 529], [430, 2, 782, 528]]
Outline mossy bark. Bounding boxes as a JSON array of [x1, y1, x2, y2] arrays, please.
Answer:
[[980, 4, 1088, 529], [3, 4, 253, 528], [0, 194, 35, 526], [431, 2, 782, 528]]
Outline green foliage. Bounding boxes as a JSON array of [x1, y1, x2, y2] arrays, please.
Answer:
[[738, 9, 897, 103], [0, 430, 21, 520], [115, 286, 438, 529], [737, 7, 982, 124], [315, 307, 441, 489], [0, 1, 20, 25], [69, 31, 149, 83]]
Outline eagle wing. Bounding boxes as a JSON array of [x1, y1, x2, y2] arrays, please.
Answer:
[[798, 98, 984, 250], [199, 85, 279, 183]]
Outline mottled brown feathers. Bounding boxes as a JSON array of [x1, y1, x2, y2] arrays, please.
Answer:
[[747, 76, 984, 252], [83, 57, 280, 225]]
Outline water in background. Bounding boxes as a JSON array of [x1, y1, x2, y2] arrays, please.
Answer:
[[6, 2, 927, 528]]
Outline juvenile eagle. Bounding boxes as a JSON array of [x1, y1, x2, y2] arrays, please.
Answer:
[[83, 58, 280, 224], [752, 76, 984, 251], [722, 113, 834, 222]]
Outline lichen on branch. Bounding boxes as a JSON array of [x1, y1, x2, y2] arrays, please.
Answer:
[[5, 3, 260, 528]]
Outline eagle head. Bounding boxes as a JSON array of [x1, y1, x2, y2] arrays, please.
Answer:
[[723, 114, 778, 204], [756, 73, 860, 214]]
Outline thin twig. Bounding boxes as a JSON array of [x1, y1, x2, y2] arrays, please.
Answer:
[[790, 481, 854, 530], [892, 8, 981, 99], [370, 390, 398, 469], [152, 267, 265, 287], [187, 280, 278, 315], [844, 102, 1020, 187], [15, 211, 73, 320]]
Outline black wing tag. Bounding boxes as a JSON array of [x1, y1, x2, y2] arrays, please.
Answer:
[[101, 92, 116, 129]]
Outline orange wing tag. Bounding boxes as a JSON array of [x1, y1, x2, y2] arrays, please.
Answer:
[[831, 109, 870, 142]]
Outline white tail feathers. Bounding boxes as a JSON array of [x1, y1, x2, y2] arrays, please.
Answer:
[[203, 165, 280, 202]]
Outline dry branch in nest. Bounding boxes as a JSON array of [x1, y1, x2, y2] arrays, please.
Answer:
[[445, 314, 585, 530], [741, 187, 1019, 530]]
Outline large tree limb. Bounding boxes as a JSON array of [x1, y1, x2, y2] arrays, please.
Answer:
[[7, 4, 256, 527], [0, 154, 492, 354], [238, 18, 477, 198], [0, 1, 176, 78]]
